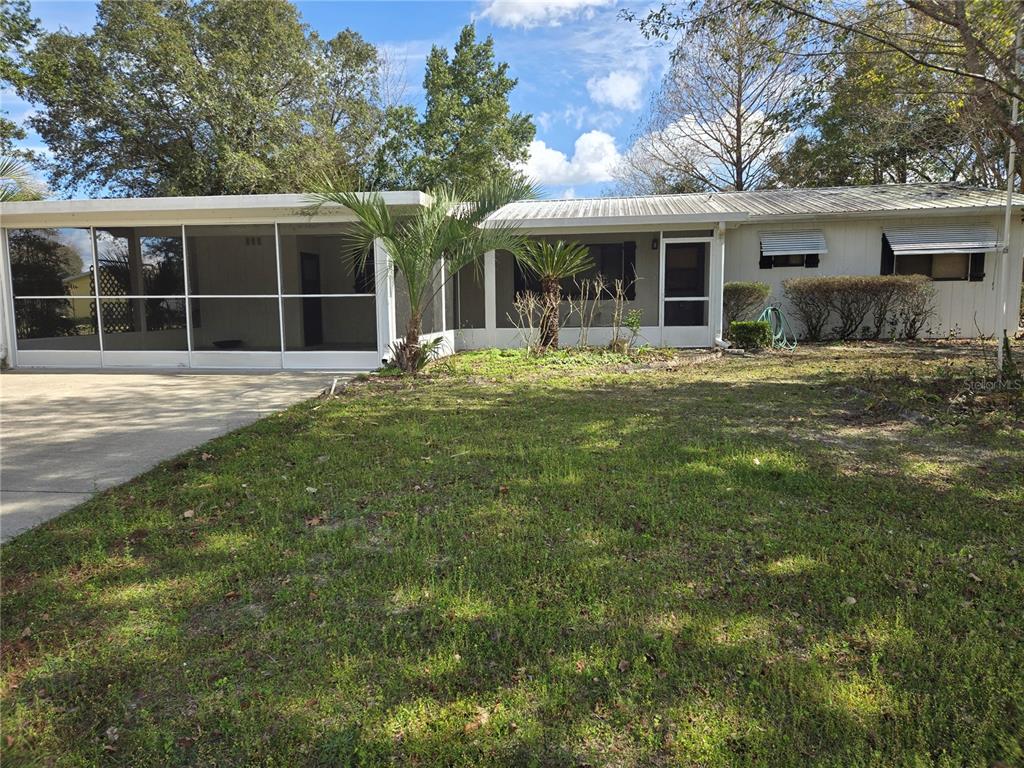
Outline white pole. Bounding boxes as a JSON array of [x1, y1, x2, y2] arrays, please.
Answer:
[[998, 23, 1022, 372]]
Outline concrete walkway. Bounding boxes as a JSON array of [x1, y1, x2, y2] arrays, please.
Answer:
[[0, 370, 335, 542]]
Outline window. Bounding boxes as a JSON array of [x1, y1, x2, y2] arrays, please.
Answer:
[[895, 252, 971, 281], [759, 231, 826, 269], [775, 253, 817, 268], [513, 241, 637, 300], [881, 227, 991, 282], [759, 251, 820, 269], [882, 236, 984, 282]]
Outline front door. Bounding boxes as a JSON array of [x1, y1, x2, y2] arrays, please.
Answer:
[[661, 240, 712, 347], [300, 252, 323, 348]]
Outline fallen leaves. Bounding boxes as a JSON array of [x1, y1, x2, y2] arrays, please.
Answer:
[[182, 509, 195, 519], [464, 707, 490, 734], [305, 516, 324, 527]]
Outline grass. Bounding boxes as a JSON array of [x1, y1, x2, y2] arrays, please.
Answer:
[[2, 342, 1023, 766]]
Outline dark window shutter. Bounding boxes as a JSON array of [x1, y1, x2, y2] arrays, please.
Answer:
[[623, 241, 636, 300], [968, 252, 985, 282], [758, 247, 772, 269], [805, 252, 820, 268], [881, 236, 895, 275]]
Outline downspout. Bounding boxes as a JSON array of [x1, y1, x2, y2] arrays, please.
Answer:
[[997, 23, 1022, 372], [713, 220, 731, 349]]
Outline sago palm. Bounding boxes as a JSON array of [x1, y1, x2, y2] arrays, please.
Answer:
[[308, 176, 538, 372], [515, 240, 593, 350], [0, 156, 45, 202]]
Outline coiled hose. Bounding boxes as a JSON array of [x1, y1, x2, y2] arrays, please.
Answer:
[[757, 305, 798, 350]]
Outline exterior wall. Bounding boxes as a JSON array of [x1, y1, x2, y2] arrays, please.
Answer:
[[724, 213, 1022, 339]]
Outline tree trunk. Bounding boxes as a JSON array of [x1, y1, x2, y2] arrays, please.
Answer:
[[396, 312, 422, 373], [539, 278, 560, 351]]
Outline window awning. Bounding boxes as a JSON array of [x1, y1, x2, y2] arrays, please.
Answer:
[[883, 223, 998, 255], [759, 230, 828, 257]]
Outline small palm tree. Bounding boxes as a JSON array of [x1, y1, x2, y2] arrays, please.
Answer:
[[515, 240, 593, 351], [0, 156, 45, 202], [309, 176, 538, 372]]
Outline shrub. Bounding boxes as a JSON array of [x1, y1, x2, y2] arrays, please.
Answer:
[[893, 275, 936, 340], [724, 281, 771, 330], [730, 320, 772, 349], [784, 275, 936, 342], [782, 277, 836, 341]]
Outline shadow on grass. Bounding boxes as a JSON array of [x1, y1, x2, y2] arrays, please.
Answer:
[[2, 366, 1022, 765]]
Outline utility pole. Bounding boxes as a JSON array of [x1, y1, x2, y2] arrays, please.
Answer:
[[997, 23, 1022, 373]]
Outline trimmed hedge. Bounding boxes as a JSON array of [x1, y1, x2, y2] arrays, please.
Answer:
[[723, 281, 770, 331], [782, 275, 936, 342], [730, 320, 772, 350]]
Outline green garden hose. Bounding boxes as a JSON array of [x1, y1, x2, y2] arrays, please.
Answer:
[[757, 305, 798, 350]]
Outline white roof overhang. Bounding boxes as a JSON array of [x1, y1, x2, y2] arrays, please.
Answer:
[[882, 222, 1000, 255], [759, 229, 828, 256], [0, 191, 429, 229]]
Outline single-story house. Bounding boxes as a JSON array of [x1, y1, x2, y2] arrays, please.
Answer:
[[1, 183, 1021, 371]]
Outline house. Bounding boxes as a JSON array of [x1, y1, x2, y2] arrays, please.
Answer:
[[1, 183, 1021, 370]]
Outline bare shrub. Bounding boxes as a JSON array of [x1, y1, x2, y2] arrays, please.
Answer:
[[608, 278, 640, 352], [566, 276, 604, 348], [508, 291, 544, 354]]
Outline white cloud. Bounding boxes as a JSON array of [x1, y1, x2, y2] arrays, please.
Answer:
[[586, 70, 645, 110], [521, 130, 622, 185], [562, 187, 577, 199], [479, 0, 617, 29]]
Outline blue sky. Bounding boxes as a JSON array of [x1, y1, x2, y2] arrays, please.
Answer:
[[7, 0, 673, 199]]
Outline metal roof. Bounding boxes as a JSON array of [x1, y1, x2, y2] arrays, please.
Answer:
[[883, 222, 1000, 255], [487, 183, 1023, 229], [760, 229, 828, 256]]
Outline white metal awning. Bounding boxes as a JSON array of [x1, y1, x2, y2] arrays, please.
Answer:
[[759, 230, 828, 256], [883, 223, 999, 255]]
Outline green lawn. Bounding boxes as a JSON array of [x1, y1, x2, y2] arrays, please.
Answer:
[[2, 343, 1023, 766]]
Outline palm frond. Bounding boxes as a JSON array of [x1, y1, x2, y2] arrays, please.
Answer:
[[0, 156, 45, 203], [517, 240, 594, 281]]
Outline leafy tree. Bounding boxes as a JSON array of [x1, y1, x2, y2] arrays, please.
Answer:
[[309, 176, 538, 373], [21, 0, 384, 196], [372, 24, 535, 191], [0, 0, 38, 155], [515, 240, 593, 350], [626, 0, 1024, 167], [771, 8, 1011, 188], [618, 2, 808, 192]]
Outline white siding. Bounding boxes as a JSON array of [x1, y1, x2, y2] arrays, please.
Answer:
[[725, 213, 1019, 339]]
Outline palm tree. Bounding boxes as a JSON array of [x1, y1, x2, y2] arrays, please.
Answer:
[[515, 240, 593, 351], [0, 156, 45, 202], [309, 176, 537, 372]]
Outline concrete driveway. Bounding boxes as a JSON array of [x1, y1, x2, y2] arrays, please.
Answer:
[[0, 370, 335, 542]]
